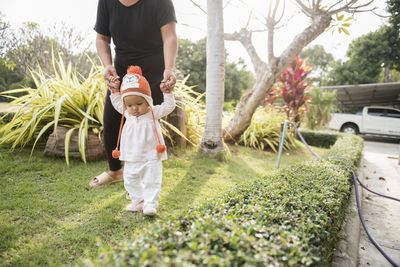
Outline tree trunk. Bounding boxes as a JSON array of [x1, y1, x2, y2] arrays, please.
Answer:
[[44, 126, 105, 161], [223, 14, 332, 141], [199, 0, 226, 154], [165, 95, 187, 149], [384, 66, 391, 82]]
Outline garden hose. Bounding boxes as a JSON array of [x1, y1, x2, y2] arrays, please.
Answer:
[[277, 120, 400, 267]]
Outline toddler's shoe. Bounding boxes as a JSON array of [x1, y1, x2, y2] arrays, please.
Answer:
[[126, 201, 143, 212], [143, 206, 157, 216]]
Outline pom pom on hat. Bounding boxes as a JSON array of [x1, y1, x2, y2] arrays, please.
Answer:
[[112, 149, 121, 159], [127, 65, 142, 75], [156, 144, 166, 153]]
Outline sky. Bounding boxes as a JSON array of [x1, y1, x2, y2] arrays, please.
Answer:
[[1, 0, 390, 73]]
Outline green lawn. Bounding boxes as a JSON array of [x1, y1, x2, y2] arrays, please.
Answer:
[[0, 144, 328, 266]]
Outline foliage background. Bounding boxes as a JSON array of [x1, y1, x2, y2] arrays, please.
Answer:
[[176, 38, 254, 102]]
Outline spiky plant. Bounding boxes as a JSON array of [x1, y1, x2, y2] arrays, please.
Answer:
[[161, 75, 206, 147], [0, 54, 105, 165], [239, 107, 298, 152], [270, 56, 313, 127], [0, 56, 206, 165]]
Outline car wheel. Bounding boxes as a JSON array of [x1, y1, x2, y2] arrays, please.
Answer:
[[342, 124, 358, 135]]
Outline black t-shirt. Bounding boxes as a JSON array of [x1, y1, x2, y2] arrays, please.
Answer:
[[94, 0, 176, 87]]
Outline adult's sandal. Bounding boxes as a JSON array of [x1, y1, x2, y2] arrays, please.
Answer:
[[89, 172, 123, 187]]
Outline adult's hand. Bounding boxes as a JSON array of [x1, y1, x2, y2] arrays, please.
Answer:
[[160, 69, 176, 93], [103, 65, 120, 92]]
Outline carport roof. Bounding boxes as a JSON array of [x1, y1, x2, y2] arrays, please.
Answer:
[[321, 82, 400, 108]]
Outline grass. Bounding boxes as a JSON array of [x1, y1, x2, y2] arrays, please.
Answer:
[[0, 143, 328, 266]]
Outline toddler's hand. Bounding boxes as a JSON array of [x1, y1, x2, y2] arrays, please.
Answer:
[[108, 76, 120, 93], [103, 65, 120, 93], [160, 81, 172, 93], [160, 69, 176, 93]]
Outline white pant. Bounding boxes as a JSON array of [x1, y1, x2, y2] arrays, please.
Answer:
[[123, 160, 162, 209]]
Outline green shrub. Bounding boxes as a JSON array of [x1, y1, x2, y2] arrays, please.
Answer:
[[299, 129, 340, 148], [223, 100, 238, 112], [84, 134, 363, 266]]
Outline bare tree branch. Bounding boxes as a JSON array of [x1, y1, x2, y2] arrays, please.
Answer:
[[245, 10, 252, 29], [224, 29, 267, 76], [295, 0, 313, 17], [316, 0, 322, 9], [276, 0, 286, 26], [189, 0, 207, 14], [266, 0, 286, 62], [327, 1, 343, 13], [371, 10, 391, 18], [223, 0, 233, 9], [224, 0, 381, 141], [327, 0, 374, 15], [276, 13, 331, 71], [179, 23, 206, 33]]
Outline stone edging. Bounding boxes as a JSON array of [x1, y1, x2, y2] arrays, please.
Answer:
[[332, 158, 365, 267]]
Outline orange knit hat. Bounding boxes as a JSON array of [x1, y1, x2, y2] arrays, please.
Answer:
[[112, 66, 166, 159], [120, 66, 153, 106]]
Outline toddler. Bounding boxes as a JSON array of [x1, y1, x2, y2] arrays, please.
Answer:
[[109, 66, 175, 216]]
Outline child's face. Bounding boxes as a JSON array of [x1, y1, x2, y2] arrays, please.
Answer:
[[124, 95, 149, 117]]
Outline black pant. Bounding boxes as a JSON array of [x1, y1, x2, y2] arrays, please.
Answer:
[[102, 63, 164, 171]]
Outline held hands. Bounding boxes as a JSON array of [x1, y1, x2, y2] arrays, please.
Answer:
[[160, 69, 176, 94], [103, 65, 120, 93]]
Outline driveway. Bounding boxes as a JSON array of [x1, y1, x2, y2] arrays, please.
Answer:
[[358, 137, 400, 266]]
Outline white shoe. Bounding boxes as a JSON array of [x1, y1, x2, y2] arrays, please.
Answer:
[[126, 201, 143, 212], [143, 206, 157, 216]]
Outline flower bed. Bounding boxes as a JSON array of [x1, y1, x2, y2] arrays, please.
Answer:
[[85, 134, 363, 266]]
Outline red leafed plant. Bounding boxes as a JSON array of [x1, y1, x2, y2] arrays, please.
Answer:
[[266, 55, 312, 127]]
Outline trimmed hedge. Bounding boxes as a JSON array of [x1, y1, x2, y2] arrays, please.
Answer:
[[299, 129, 340, 148], [85, 135, 363, 266]]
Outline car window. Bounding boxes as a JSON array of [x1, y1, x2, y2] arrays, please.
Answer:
[[386, 109, 400, 118], [367, 108, 385, 116]]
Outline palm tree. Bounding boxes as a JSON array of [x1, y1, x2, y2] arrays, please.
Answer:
[[199, 0, 225, 155]]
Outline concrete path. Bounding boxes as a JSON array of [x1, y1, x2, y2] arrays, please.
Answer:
[[358, 138, 400, 266]]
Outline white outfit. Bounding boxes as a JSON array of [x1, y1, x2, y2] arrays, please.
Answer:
[[124, 160, 162, 208], [110, 93, 175, 162], [110, 93, 175, 208]]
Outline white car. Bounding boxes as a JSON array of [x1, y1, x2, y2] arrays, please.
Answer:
[[328, 106, 400, 137]]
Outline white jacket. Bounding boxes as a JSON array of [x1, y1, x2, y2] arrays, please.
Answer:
[[110, 93, 176, 162]]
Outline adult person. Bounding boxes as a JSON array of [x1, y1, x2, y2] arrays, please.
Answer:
[[90, 0, 178, 187]]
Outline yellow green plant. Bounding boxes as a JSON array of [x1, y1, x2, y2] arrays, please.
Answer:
[[0, 54, 106, 165], [164, 75, 205, 146], [239, 107, 298, 152], [0, 56, 206, 165]]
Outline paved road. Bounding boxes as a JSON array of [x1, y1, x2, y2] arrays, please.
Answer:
[[358, 138, 400, 266]]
